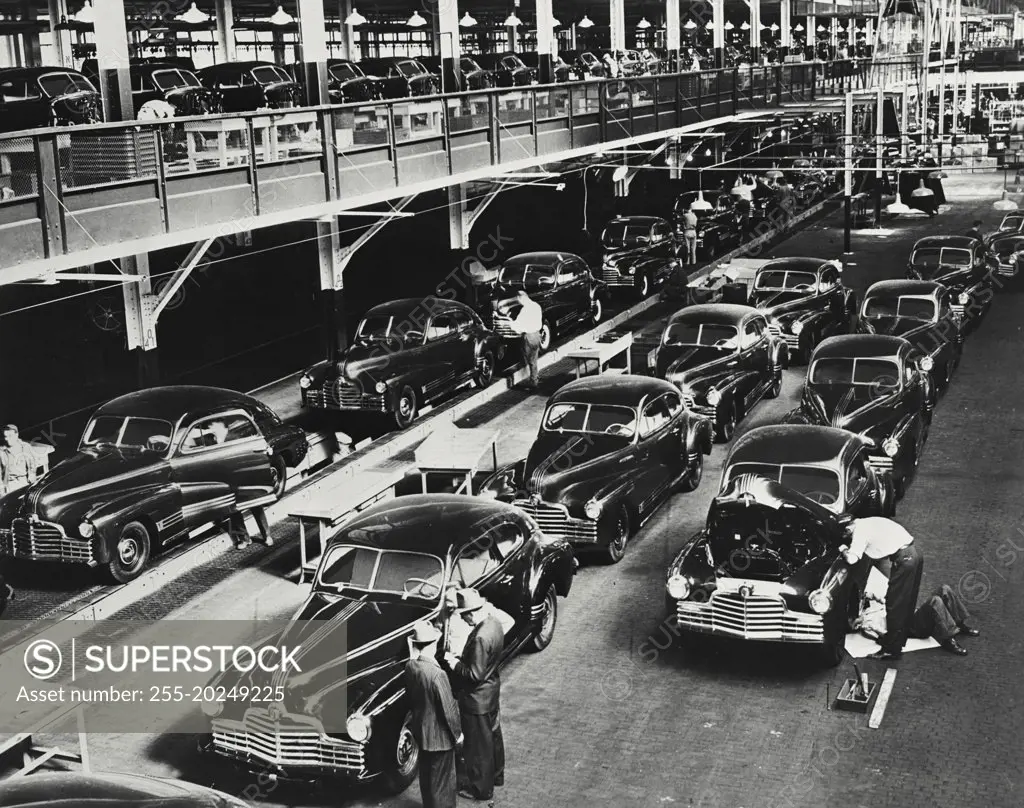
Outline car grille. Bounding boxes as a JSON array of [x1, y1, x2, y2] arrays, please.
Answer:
[[680, 392, 696, 409], [211, 709, 365, 773], [867, 454, 894, 469], [514, 500, 598, 543], [766, 321, 783, 339], [602, 267, 631, 286], [676, 591, 824, 642], [951, 303, 965, 315], [491, 316, 518, 340], [304, 380, 386, 412], [782, 333, 801, 349], [0, 518, 92, 563]]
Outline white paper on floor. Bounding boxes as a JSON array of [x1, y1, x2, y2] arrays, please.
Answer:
[[844, 567, 941, 658]]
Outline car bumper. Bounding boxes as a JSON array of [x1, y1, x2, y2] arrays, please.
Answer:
[[513, 500, 598, 544], [674, 591, 825, 643], [0, 519, 95, 564], [303, 382, 387, 413]]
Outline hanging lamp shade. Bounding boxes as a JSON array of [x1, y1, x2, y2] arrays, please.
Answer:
[[636, 16, 651, 29], [267, 5, 293, 25], [794, 23, 804, 31], [504, 12, 522, 26], [705, 19, 715, 29], [690, 191, 713, 211], [551, 16, 561, 26], [683, 19, 697, 29], [994, 191, 1018, 211], [344, 7, 367, 25], [816, 24, 826, 31], [770, 22, 779, 31], [766, 168, 784, 180], [724, 20, 735, 30], [72, 1, 94, 23], [175, 2, 210, 23], [911, 179, 934, 197], [407, 9, 426, 26], [459, 11, 476, 26], [740, 21, 750, 30], [578, 14, 594, 28]]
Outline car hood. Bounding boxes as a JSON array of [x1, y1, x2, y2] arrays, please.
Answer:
[[860, 315, 933, 341], [163, 86, 218, 115], [262, 80, 301, 106], [51, 90, 101, 124], [750, 289, 807, 311], [523, 432, 627, 500], [327, 340, 397, 383], [911, 267, 971, 286], [657, 345, 733, 380], [802, 384, 893, 432]]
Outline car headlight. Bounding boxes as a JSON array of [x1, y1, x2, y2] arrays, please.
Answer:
[[346, 713, 372, 742], [919, 355, 934, 372], [299, 374, 312, 389], [808, 588, 832, 614], [78, 520, 95, 538], [791, 320, 804, 335], [584, 499, 602, 520], [627, 266, 636, 275], [666, 574, 691, 600], [201, 697, 223, 717], [958, 292, 970, 305], [882, 437, 900, 457], [706, 388, 722, 406], [374, 381, 387, 394]]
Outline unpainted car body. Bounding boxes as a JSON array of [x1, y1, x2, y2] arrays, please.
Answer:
[[0, 67, 101, 132], [197, 61, 301, 111]]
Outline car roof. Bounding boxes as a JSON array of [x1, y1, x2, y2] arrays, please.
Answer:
[[667, 303, 758, 326], [727, 424, 863, 466], [912, 235, 977, 248], [503, 251, 579, 265], [811, 333, 909, 360], [864, 279, 943, 297], [758, 257, 833, 272], [606, 215, 666, 226], [0, 771, 236, 804], [361, 57, 417, 65], [549, 375, 678, 406], [93, 385, 266, 423], [331, 494, 531, 556], [0, 66, 85, 77], [199, 61, 279, 72], [362, 297, 474, 318]]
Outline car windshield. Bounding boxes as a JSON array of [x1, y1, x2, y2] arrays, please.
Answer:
[[809, 357, 900, 388], [602, 222, 651, 248], [152, 69, 201, 90], [38, 72, 93, 97], [999, 215, 1024, 231], [498, 263, 555, 289], [330, 62, 360, 80], [663, 322, 739, 349], [543, 402, 637, 439], [992, 239, 1024, 257], [461, 57, 482, 72], [502, 55, 527, 69], [252, 66, 291, 85], [726, 462, 841, 506], [911, 247, 972, 272], [755, 270, 818, 290], [398, 61, 426, 76], [80, 415, 174, 452], [317, 545, 445, 599], [862, 295, 936, 321]]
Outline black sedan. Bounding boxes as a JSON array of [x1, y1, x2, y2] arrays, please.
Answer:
[[906, 235, 996, 330], [197, 62, 301, 111], [325, 59, 382, 103], [202, 494, 575, 793], [358, 58, 439, 98], [666, 470, 871, 666], [0, 771, 249, 806], [518, 51, 581, 82], [748, 257, 854, 362], [472, 52, 537, 86], [82, 59, 219, 117], [673, 191, 746, 258], [654, 304, 787, 441], [859, 279, 963, 391], [419, 55, 495, 90], [785, 334, 934, 498], [988, 212, 1024, 241], [0, 67, 100, 132], [481, 376, 712, 563], [599, 215, 681, 298], [0, 386, 308, 582], [300, 298, 501, 429], [986, 232, 1024, 284]]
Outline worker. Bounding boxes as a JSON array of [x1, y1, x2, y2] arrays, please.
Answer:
[[857, 583, 980, 656], [441, 583, 515, 657], [966, 220, 985, 241], [0, 425, 38, 497], [681, 206, 699, 264], [840, 516, 924, 660], [509, 289, 544, 391]]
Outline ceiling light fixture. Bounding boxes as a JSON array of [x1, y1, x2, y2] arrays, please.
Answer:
[[459, 11, 476, 26], [578, 14, 594, 27], [407, 9, 426, 26], [344, 7, 366, 25], [175, 2, 210, 23], [72, 0, 94, 23], [504, 11, 522, 26], [683, 19, 697, 29], [637, 16, 651, 29]]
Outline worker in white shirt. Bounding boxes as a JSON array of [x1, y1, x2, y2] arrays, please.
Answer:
[[441, 584, 515, 656], [857, 582, 978, 656], [509, 289, 544, 390], [840, 516, 924, 660]]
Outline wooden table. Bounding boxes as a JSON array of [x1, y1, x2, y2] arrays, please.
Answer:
[[288, 464, 413, 584], [185, 110, 320, 169], [414, 427, 501, 496], [567, 332, 633, 379]]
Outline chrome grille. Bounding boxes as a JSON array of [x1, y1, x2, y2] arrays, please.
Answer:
[[514, 500, 598, 543], [491, 316, 517, 339], [767, 322, 783, 339], [676, 590, 824, 642], [951, 303, 965, 315], [304, 380, 386, 412], [211, 709, 365, 772], [3, 518, 92, 563], [867, 454, 894, 468], [681, 392, 696, 409], [602, 267, 631, 286], [783, 333, 801, 349]]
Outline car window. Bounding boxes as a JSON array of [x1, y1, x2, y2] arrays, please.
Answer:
[[449, 308, 475, 330], [846, 455, 870, 496], [490, 522, 526, 560], [557, 261, 580, 283], [454, 538, 500, 584], [663, 391, 683, 418], [426, 314, 455, 341], [0, 78, 39, 101], [239, 72, 255, 86], [820, 267, 838, 288], [639, 398, 671, 439], [180, 412, 259, 452]]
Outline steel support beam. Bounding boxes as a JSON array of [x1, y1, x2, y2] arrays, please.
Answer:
[[780, 0, 792, 51], [93, 0, 133, 122], [610, 0, 626, 52], [535, 0, 555, 85], [297, 0, 329, 107], [449, 184, 505, 250], [121, 255, 160, 385], [713, 0, 725, 66], [215, 0, 235, 62], [152, 238, 216, 321], [338, 0, 355, 60], [431, 0, 461, 93], [666, 0, 681, 73]]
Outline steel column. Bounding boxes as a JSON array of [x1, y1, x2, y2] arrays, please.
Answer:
[[93, 0, 133, 122], [215, 0, 235, 62], [713, 0, 725, 67], [317, 216, 346, 359], [536, 0, 555, 84], [610, 0, 626, 51], [843, 91, 853, 253], [122, 254, 160, 385], [297, 0, 329, 106], [666, 0, 680, 73]]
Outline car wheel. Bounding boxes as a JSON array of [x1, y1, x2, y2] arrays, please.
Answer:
[[106, 521, 152, 584], [381, 710, 419, 795], [473, 351, 495, 388], [637, 273, 651, 299], [590, 296, 604, 325], [271, 455, 287, 500], [678, 452, 703, 493], [715, 401, 738, 443], [528, 583, 558, 652], [601, 504, 631, 564], [539, 320, 553, 352], [766, 365, 783, 399], [393, 386, 418, 430]]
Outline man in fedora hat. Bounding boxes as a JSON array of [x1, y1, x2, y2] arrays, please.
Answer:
[[444, 589, 505, 801], [405, 621, 463, 808]]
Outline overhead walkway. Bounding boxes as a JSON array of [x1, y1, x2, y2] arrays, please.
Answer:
[[0, 57, 919, 284]]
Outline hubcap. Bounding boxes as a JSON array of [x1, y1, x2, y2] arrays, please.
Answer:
[[399, 396, 414, 418], [480, 356, 492, 380], [612, 509, 629, 552], [118, 535, 139, 566], [538, 590, 556, 644], [396, 724, 416, 773]]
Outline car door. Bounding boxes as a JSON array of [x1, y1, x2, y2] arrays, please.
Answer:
[[819, 266, 844, 332], [452, 533, 520, 639], [740, 316, 772, 402], [448, 306, 480, 377], [210, 70, 243, 111], [844, 450, 876, 516], [0, 77, 43, 131], [237, 69, 266, 110], [170, 409, 276, 524], [422, 312, 460, 398], [634, 395, 676, 512], [482, 522, 531, 630]]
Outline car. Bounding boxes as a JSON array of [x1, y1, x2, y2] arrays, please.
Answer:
[[300, 297, 500, 429], [486, 252, 606, 351], [858, 279, 963, 391], [0, 67, 101, 132], [518, 51, 581, 82], [784, 168, 825, 207], [988, 212, 1024, 240], [419, 55, 495, 90], [599, 215, 681, 298], [324, 59, 383, 103], [985, 232, 1024, 283], [906, 235, 996, 330], [747, 257, 855, 362], [201, 494, 575, 793], [472, 52, 537, 86], [197, 61, 301, 111], [82, 59, 220, 116], [0, 386, 308, 582], [358, 57, 439, 98], [562, 50, 608, 78], [0, 771, 250, 806], [479, 375, 712, 563], [653, 304, 786, 441], [665, 469, 871, 666], [673, 190, 746, 259], [783, 334, 934, 498]]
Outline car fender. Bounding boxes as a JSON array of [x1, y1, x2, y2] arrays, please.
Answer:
[[475, 333, 503, 361], [685, 416, 714, 456], [83, 486, 180, 561], [532, 539, 576, 599], [567, 475, 635, 518], [262, 423, 309, 467]]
